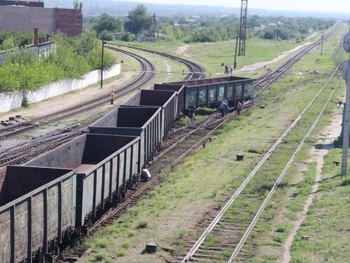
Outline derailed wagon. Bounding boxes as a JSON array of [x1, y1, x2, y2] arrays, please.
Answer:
[[0, 166, 76, 263], [25, 134, 140, 232], [164, 76, 254, 109]]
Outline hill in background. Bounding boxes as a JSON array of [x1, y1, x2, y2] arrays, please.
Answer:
[[45, 0, 349, 19]]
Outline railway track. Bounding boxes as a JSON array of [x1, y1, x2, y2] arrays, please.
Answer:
[[179, 63, 343, 263], [59, 27, 347, 261], [0, 50, 155, 164], [0, 47, 206, 165], [253, 23, 341, 95], [108, 43, 206, 80], [0, 48, 156, 142], [1, 25, 345, 262]]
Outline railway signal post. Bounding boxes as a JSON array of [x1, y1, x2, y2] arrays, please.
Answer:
[[341, 32, 350, 176]]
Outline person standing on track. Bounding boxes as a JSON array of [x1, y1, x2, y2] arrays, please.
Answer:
[[110, 90, 115, 104], [237, 101, 243, 115], [223, 98, 229, 115], [219, 99, 226, 117], [189, 103, 197, 120]]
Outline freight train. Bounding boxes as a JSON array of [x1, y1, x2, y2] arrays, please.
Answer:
[[0, 76, 254, 263]]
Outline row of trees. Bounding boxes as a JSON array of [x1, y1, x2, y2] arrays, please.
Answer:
[[85, 5, 335, 43], [0, 30, 47, 51], [0, 32, 116, 100]]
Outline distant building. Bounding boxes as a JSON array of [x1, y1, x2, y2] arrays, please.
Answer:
[[136, 35, 157, 42], [0, 0, 44, 7], [254, 25, 265, 32], [0, 5, 82, 37], [114, 33, 122, 40]]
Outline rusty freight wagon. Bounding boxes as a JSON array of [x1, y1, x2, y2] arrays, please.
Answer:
[[153, 83, 185, 119], [165, 76, 254, 109], [0, 166, 76, 263], [121, 89, 178, 139], [89, 107, 162, 168], [25, 134, 140, 231]]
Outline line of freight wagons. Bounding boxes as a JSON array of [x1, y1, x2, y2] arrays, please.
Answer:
[[0, 76, 254, 263]]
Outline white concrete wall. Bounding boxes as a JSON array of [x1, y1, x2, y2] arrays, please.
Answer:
[[0, 64, 121, 113]]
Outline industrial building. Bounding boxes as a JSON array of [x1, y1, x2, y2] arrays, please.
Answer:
[[0, 0, 82, 37]]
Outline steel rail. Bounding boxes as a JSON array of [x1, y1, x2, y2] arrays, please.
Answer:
[[108, 43, 206, 80], [228, 72, 343, 263], [90, 102, 244, 234], [0, 46, 155, 141], [254, 23, 340, 95], [181, 59, 342, 263]]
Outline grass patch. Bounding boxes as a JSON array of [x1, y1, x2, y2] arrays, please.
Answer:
[[136, 220, 148, 229]]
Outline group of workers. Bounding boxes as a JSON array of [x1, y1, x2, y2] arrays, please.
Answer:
[[187, 99, 243, 120]]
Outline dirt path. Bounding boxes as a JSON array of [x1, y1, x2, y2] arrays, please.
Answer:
[[175, 44, 190, 57], [282, 101, 343, 262], [234, 42, 312, 73], [163, 60, 172, 82]]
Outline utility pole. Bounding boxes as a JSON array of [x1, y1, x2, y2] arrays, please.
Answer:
[[100, 40, 106, 89], [234, 36, 238, 69], [152, 13, 159, 40], [341, 31, 350, 176], [238, 0, 248, 56], [320, 34, 324, 56]]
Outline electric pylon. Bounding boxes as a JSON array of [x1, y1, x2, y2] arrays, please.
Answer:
[[238, 0, 248, 56]]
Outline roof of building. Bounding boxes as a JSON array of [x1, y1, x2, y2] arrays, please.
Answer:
[[1, 0, 43, 2]]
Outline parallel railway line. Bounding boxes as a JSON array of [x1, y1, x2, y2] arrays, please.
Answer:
[[0, 24, 346, 262], [84, 32, 346, 260], [0, 47, 156, 142], [108, 43, 206, 80], [0, 46, 204, 166], [179, 63, 343, 263], [254, 23, 341, 95]]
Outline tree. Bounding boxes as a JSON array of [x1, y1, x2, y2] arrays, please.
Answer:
[[92, 14, 123, 35], [73, 0, 82, 10], [99, 30, 115, 41], [125, 5, 152, 35]]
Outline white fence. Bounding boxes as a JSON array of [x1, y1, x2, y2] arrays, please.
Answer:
[[0, 64, 121, 113]]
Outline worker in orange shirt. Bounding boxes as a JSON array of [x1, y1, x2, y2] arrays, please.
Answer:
[[110, 90, 115, 104]]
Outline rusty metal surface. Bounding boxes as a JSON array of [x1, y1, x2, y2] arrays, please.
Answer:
[[121, 91, 177, 140], [117, 107, 160, 127], [184, 79, 255, 109], [89, 108, 119, 128], [23, 134, 140, 227], [0, 166, 73, 206], [153, 83, 184, 92], [0, 167, 76, 263], [153, 84, 186, 116], [139, 90, 175, 106], [165, 76, 253, 87], [89, 107, 161, 168]]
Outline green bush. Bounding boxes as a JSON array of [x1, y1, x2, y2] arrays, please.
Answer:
[[0, 31, 116, 94]]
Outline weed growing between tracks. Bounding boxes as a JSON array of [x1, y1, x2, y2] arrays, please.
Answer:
[[71, 25, 349, 263], [79, 73, 335, 262]]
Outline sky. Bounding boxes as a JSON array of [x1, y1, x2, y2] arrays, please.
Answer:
[[117, 0, 350, 13]]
